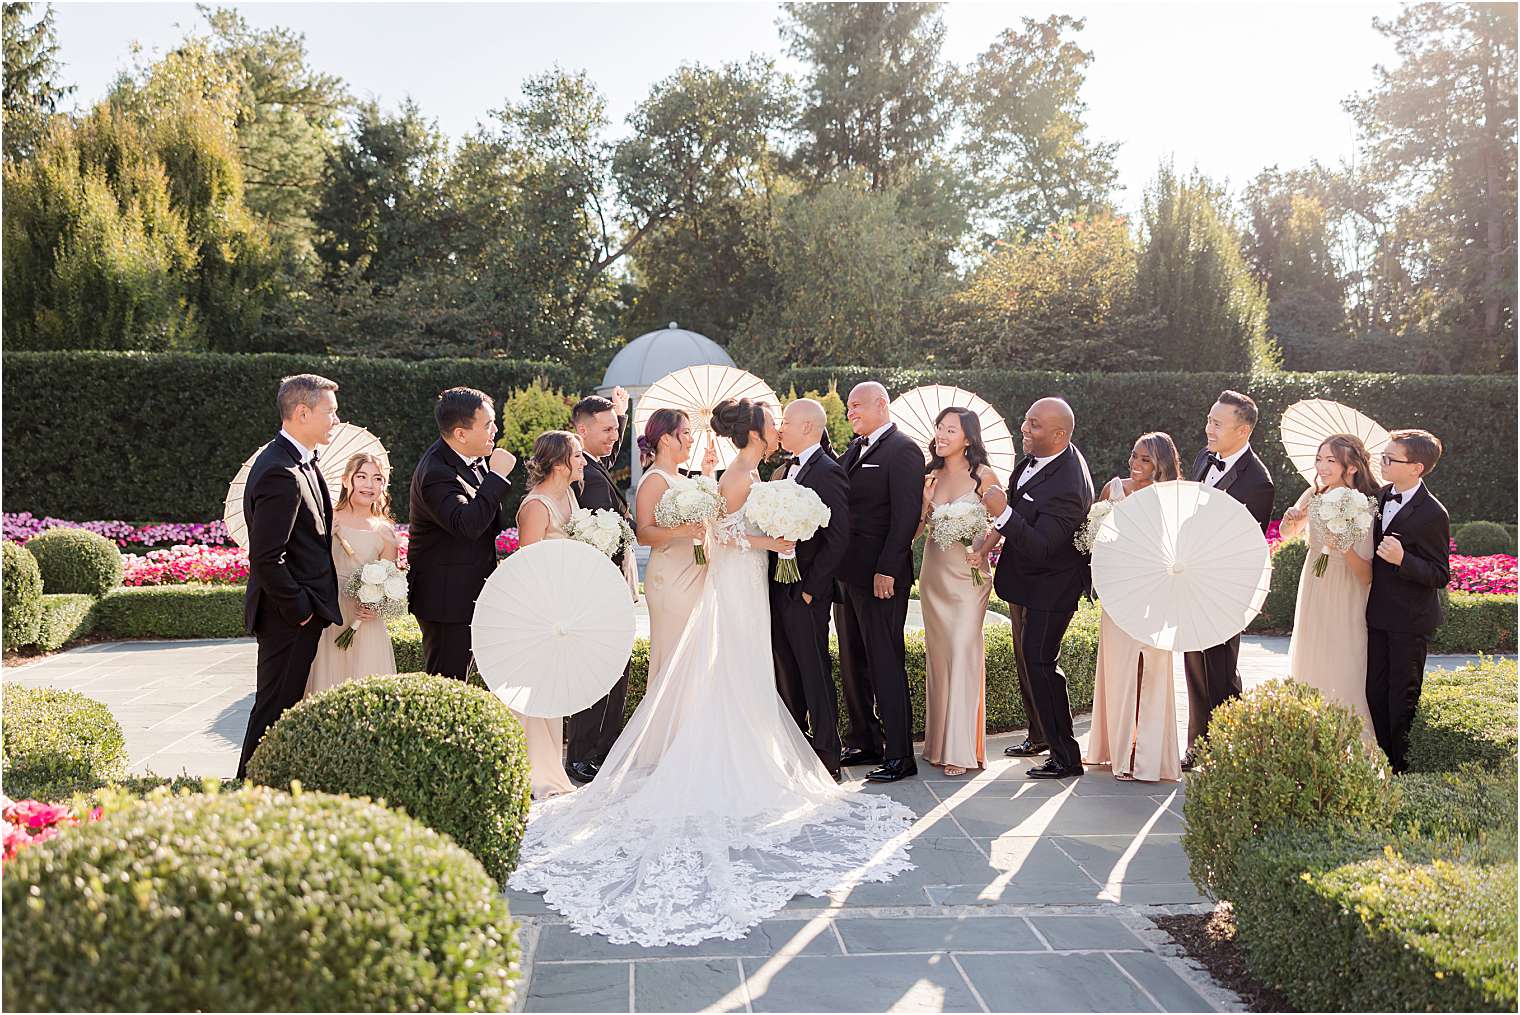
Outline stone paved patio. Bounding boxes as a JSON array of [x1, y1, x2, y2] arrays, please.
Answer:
[[3, 631, 1503, 1012]]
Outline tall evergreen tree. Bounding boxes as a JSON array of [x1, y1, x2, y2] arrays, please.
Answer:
[[2, 1, 73, 162]]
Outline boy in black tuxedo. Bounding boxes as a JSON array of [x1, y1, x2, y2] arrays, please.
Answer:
[[238, 374, 344, 778], [1367, 429, 1450, 774]]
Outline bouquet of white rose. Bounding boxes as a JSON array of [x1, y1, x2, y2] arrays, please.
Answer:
[[654, 474, 722, 565], [336, 559, 408, 649], [567, 507, 636, 560], [929, 500, 990, 585], [744, 478, 831, 583], [1073, 500, 1114, 556], [1308, 487, 1377, 577]]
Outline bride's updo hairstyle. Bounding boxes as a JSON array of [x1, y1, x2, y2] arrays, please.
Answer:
[[526, 430, 579, 488], [709, 398, 766, 449]]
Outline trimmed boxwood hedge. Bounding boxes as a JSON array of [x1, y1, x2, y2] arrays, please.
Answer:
[[1246, 538, 1308, 634], [33, 593, 97, 652], [23, 527, 123, 596], [247, 673, 532, 884], [6, 353, 1515, 523], [1, 350, 578, 523], [1, 541, 43, 648], [1453, 520, 1518, 556], [1, 786, 520, 1012], [94, 584, 247, 639], [1, 684, 127, 798], [1407, 657, 1518, 773], [1430, 593, 1517, 654]]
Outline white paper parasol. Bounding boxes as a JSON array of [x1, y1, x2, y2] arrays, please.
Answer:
[[1280, 399, 1389, 487], [223, 423, 390, 548], [1091, 481, 1272, 652], [888, 385, 1018, 486], [471, 539, 637, 718], [633, 365, 782, 472]]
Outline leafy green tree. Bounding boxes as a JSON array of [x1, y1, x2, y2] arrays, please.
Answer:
[[959, 15, 1119, 237], [2, 2, 72, 162], [1136, 163, 1276, 372]]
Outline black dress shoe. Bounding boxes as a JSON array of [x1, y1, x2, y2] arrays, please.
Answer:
[[1180, 751, 1197, 773], [840, 749, 885, 768], [1027, 758, 1083, 779], [829, 769, 843, 783], [865, 759, 919, 783], [1004, 738, 1049, 758], [566, 761, 599, 784]]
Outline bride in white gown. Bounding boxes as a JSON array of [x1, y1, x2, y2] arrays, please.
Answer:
[[509, 398, 916, 946]]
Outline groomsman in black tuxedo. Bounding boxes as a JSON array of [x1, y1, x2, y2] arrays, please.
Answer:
[[772, 398, 851, 781], [1367, 429, 1450, 774], [1182, 389, 1275, 769], [981, 397, 1094, 780], [837, 382, 924, 783], [408, 388, 517, 680], [238, 374, 344, 778], [565, 387, 631, 783]]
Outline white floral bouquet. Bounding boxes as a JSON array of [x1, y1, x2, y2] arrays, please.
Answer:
[[654, 474, 722, 565], [336, 559, 407, 649], [744, 478, 831, 583], [929, 500, 990, 585], [567, 507, 636, 560], [1073, 500, 1114, 556], [1308, 487, 1377, 577]]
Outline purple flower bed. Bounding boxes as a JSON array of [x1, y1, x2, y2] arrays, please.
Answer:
[[3, 512, 229, 549]]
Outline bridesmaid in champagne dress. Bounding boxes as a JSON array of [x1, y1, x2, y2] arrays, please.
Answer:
[[514, 431, 584, 800], [918, 407, 998, 777], [1280, 434, 1379, 746], [306, 453, 399, 696], [1085, 433, 1183, 783], [634, 409, 716, 692]]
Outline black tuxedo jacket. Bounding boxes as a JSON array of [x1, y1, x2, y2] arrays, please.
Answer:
[[407, 439, 510, 625], [1367, 483, 1450, 636], [574, 414, 630, 568], [1191, 446, 1275, 531], [243, 434, 341, 633], [838, 425, 924, 589], [773, 446, 851, 603], [992, 444, 1095, 612]]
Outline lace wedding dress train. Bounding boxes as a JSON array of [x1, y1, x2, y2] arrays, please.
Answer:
[[509, 505, 916, 946]]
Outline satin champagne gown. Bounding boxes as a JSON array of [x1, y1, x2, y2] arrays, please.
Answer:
[[1285, 488, 1376, 746], [516, 491, 578, 800], [305, 523, 398, 697], [920, 488, 991, 771], [640, 466, 708, 691], [1085, 479, 1181, 782]]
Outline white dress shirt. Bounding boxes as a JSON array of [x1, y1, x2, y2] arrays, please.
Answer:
[[864, 422, 893, 447], [789, 441, 824, 477], [1381, 481, 1422, 531], [279, 429, 315, 464], [1203, 443, 1250, 487]]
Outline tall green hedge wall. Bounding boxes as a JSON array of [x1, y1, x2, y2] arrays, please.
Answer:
[[3, 352, 578, 522], [4, 352, 1514, 523]]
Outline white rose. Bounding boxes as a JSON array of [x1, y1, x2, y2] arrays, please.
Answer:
[[360, 562, 388, 585], [384, 576, 408, 600], [358, 584, 384, 605], [1354, 511, 1373, 529], [1326, 518, 1348, 535]]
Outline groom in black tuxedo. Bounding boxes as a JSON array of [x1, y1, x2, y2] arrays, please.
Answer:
[[408, 387, 517, 680], [837, 381, 924, 783], [982, 397, 1094, 780], [1182, 389, 1275, 769], [771, 398, 851, 781], [238, 374, 344, 778], [565, 387, 632, 783]]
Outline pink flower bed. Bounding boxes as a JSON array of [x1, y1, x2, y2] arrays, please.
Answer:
[[1449, 554, 1518, 596], [4, 512, 228, 548], [2, 799, 102, 864]]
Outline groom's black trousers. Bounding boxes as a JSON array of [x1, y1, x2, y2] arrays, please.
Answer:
[[567, 664, 630, 767], [771, 585, 841, 770], [836, 581, 914, 762], [1010, 604, 1081, 772], [418, 620, 474, 681], [238, 604, 324, 778]]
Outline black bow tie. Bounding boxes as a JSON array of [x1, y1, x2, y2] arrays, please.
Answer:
[[782, 454, 801, 470], [1386, 491, 1403, 504], [850, 435, 868, 449], [1205, 452, 1226, 472]]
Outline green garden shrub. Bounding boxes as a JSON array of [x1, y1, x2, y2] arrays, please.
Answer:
[[1396, 763, 1518, 851], [0, 786, 519, 1012], [1247, 537, 1306, 633], [246, 673, 531, 883], [34, 593, 97, 652], [23, 528, 123, 596], [94, 585, 246, 639], [1, 541, 43, 648], [1182, 679, 1398, 899], [1429, 593, 1517, 654], [1454, 520, 1517, 557], [1407, 657, 1518, 773], [1, 684, 127, 800], [1231, 826, 1516, 1012]]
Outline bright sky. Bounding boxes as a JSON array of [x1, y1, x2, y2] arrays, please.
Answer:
[[48, 1, 1401, 215]]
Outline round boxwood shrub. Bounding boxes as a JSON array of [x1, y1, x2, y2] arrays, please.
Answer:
[[23, 528, 123, 596], [1182, 679, 1400, 900], [2, 541, 44, 648], [1, 684, 127, 799], [1, 786, 519, 1011], [1454, 519, 1517, 557], [247, 672, 531, 883]]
